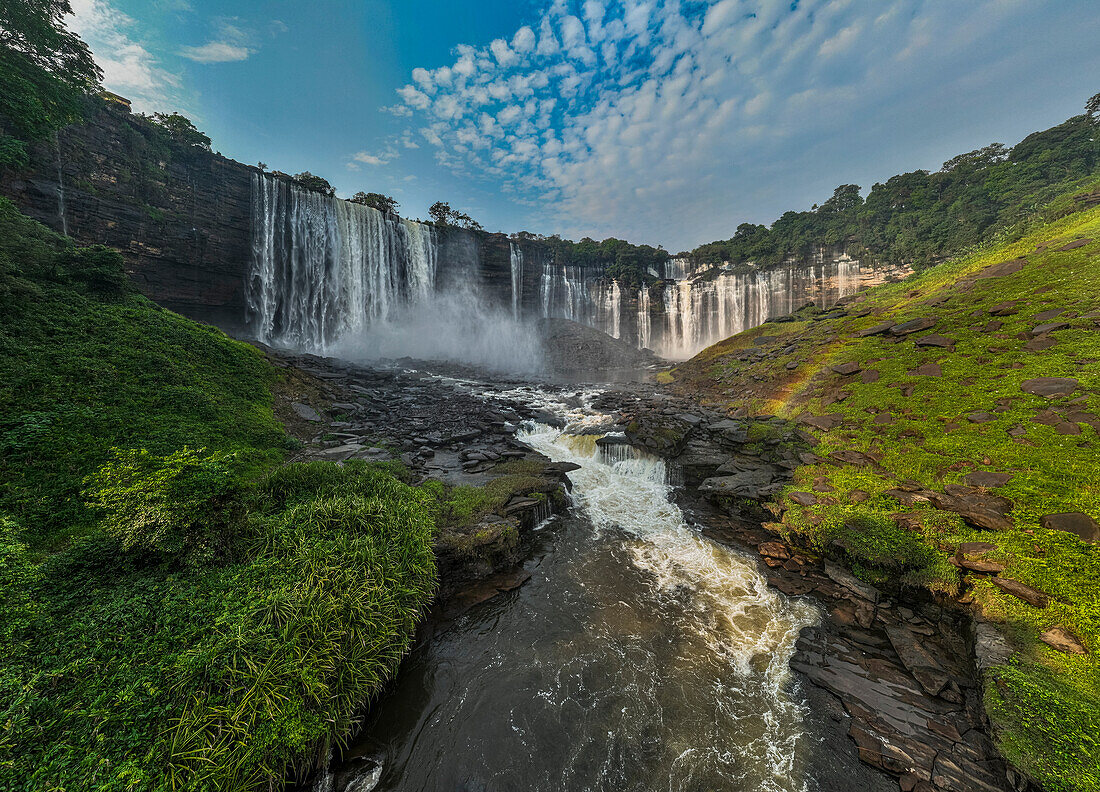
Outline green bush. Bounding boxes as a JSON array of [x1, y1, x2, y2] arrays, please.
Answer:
[[84, 447, 247, 562]]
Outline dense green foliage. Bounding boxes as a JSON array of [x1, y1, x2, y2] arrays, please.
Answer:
[[428, 200, 484, 230], [671, 191, 1100, 790], [0, 0, 100, 167], [0, 200, 438, 790], [515, 232, 670, 287], [687, 107, 1100, 270], [292, 171, 335, 196], [350, 191, 400, 214], [149, 112, 212, 151]]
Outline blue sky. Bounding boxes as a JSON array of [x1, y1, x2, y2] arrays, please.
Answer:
[[69, 0, 1100, 251]]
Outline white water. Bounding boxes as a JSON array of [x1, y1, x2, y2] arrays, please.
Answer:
[[510, 242, 524, 320]]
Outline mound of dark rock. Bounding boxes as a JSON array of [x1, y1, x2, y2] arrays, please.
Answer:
[[537, 318, 663, 381]]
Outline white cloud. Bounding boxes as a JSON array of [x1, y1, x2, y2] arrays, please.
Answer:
[[351, 148, 398, 166], [388, 0, 1100, 249], [67, 0, 182, 112], [180, 41, 252, 63]]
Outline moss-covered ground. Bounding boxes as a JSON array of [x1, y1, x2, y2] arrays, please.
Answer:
[[0, 199, 438, 791], [668, 188, 1100, 791]]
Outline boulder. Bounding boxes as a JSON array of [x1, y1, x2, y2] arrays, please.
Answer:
[[1040, 512, 1099, 543]]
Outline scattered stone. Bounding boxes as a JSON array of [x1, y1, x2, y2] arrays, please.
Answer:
[[854, 321, 896, 337], [1029, 322, 1069, 336], [758, 542, 790, 560], [963, 471, 1013, 488], [800, 414, 845, 431], [1056, 238, 1092, 251], [872, 413, 895, 425], [788, 491, 818, 506], [828, 449, 881, 466], [974, 258, 1026, 279], [908, 363, 942, 377], [849, 489, 870, 503], [989, 300, 1021, 316], [1040, 512, 1099, 542], [1041, 626, 1087, 654], [990, 577, 1049, 608], [831, 362, 862, 376], [1024, 337, 1057, 352], [967, 412, 994, 423], [1021, 377, 1078, 397], [914, 334, 954, 348], [1032, 308, 1064, 322], [933, 490, 1014, 531], [889, 317, 938, 336], [785, 361, 799, 370], [860, 368, 880, 384], [291, 402, 322, 422]]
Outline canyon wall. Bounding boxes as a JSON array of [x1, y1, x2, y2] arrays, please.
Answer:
[[0, 99, 909, 360]]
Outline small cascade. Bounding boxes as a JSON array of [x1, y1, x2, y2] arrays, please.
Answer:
[[509, 242, 524, 319], [54, 131, 68, 237], [637, 285, 651, 350]]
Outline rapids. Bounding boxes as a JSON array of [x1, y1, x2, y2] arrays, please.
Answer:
[[326, 388, 824, 792]]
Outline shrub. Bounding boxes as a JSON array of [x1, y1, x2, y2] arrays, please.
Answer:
[[84, 447, 247, 562]]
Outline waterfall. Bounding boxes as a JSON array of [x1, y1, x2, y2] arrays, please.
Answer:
[[54, 131, 68, 237], [510, 242, 524, 319], [248, 174, 440, 353]]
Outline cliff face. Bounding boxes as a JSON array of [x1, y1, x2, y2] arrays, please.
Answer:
[[1, 101, 257, 329]]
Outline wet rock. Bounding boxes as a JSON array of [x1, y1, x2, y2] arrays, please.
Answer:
[[1040, 512, 1099, 542], [292, 402, 322, 422], [1040, 626, 1087, 654], [885, 626, 950, 696], [823, 561, 880, 603], [989, 577, 1048, 608], [698, 468, 783, 499], [973, 621, 1014, 672], [758, 541, 790, 560], [1021, 377, 1078, 397], [890, 317, 938, 336]]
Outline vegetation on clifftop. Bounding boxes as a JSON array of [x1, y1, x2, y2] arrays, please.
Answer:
[[668, 186, 1100, 791], [0, 199, 438, 791]]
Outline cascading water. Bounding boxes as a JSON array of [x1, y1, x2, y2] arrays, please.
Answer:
[[54, 131, 68, 237], [510, 242, 524, 319], [331, 387, 822, 792]]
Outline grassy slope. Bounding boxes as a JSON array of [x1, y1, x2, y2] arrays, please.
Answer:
[[0, 200, 437, 791], [669, 191, 1100, 791]]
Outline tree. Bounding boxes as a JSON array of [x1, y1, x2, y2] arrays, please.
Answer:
[[428, 201, 482, 230], [150, 112, 211, 150], [0, 0, 101, 168], [1087, 91, 1100, 122], [350, 191, 399, 214], [293, 171, 335, 196]]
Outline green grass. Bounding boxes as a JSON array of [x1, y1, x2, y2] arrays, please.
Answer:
[[0, 200, 438, 791], [672, 186, 1100, 791]]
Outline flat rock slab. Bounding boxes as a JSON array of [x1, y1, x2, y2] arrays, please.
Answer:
[[890, 317, 938, 336], [989, 577, 1048, 608], [1040, 512, 1100, 542], [914, 334, 954, 347], [832, 362, 862, 376], [909, 363, 942, 377], [1021, 377, 1078, 397], [975, 258, 1026, 279], [1041, 626, 1087, 654], [1023, 337, 1058, 352], [800, 414, 845, 431], [292, 402, 323, 422], [989, 300, 1021, 316], [1032, 309, 1064, 321], [855, 321, 896, 337], [1030, 322, 1069, 336], [1057, 238, 1092, 251], [963, 471, 1013, 488]]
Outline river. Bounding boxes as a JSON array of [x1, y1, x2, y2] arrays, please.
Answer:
[[316, 385, 854, 792]]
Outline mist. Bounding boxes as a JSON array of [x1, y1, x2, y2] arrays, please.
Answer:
[[331, 286, 546, 375]]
